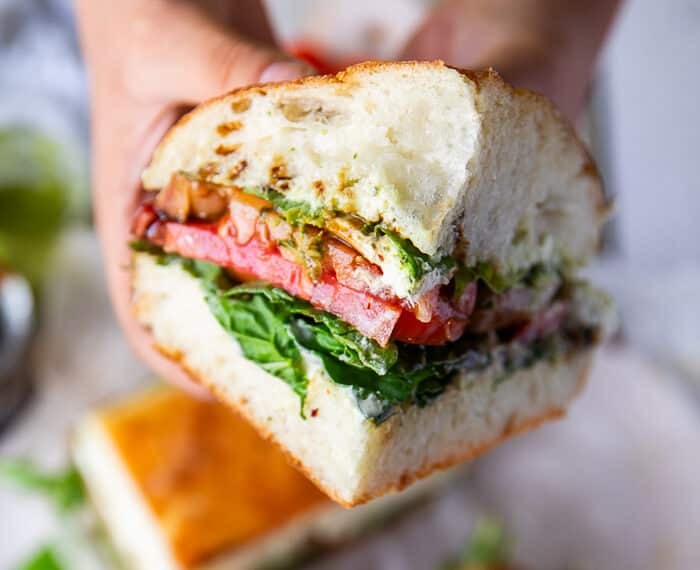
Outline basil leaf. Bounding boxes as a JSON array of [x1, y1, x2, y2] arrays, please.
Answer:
[[459, 518, 511, 566], [243, 186, 325, 226], [0, 459, 85, 513], [204, 280, 308, 409], [225, 284, 398, 375], [364, 225, 454, 286]]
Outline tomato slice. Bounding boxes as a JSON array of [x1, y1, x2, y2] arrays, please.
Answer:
[[134, 193, 479, 347], [392, 283, 477, 345], [311, 275, 401, 346], [142, 211, 402, 345]]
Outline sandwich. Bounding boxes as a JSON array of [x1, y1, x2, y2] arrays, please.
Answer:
[[130, 61, 614, 506], [72, 386, 444, 570]]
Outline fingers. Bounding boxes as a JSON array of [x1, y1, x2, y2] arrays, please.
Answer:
[[123, 1, 314, 104], [77, 0, 315, 396]]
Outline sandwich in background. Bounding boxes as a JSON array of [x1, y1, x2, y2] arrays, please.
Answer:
[[72, 386, 447, 570]]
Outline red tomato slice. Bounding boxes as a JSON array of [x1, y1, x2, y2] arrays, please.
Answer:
[[392, 282, 477, 345], [143, 212, 402, 345], [157, 218, 313, 297], [311, 275, 401, 346]]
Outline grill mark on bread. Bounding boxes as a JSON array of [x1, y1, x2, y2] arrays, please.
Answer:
[[214, 143, 241, 156], [231, 98, 251, 113], [198, 162, 219, 178], [216, 121, 243, 136], [271, 164, 290, 180], [228, 160, 248, 180], [270, 156, 292, 188], [313, 180, 325, 195]]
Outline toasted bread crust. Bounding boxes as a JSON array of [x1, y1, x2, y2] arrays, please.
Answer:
[[148, 61, 450, 183], [150, 339, 588, 507], [149, 61, 605, 212]]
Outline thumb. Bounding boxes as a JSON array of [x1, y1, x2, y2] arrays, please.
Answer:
[[130, 1, 315, 104]]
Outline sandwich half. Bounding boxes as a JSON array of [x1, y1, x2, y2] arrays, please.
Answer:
[[130, 61, 614, 506], [72, 386, 443, 570]]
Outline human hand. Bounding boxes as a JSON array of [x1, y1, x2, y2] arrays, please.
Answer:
[[401, 0, 621, 121], [76, 0, 314, 395]]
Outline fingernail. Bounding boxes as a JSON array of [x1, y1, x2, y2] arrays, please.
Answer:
[[259, 61, 316, 83]]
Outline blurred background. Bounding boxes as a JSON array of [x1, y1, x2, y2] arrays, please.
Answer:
[[0, 0, 698, 568]]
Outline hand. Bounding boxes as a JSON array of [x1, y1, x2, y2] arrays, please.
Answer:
[[76, 0, 314, 395], [401, 0, 621, 121]]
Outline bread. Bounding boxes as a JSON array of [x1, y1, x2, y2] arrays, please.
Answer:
[[72, 386, 446, 569], [132, 253, 592, 507], [132, 61, 608, 507], [142, 61, 605, 275]]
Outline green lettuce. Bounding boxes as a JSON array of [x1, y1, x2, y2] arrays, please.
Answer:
[[442, 518, 511, 570], [178, 258, 404, 416], [0, 459, 85, 513], [378, 227, 455, 285]]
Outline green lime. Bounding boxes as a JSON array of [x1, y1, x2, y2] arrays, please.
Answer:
[[0, 127, 85, 285]]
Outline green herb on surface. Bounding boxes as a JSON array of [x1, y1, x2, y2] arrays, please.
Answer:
[[0, 459, 85, 513], [361, 223, 454, 286], [442, 518, 511, 570], [243, 186, 325, 227], [16, 546, 64, 570]]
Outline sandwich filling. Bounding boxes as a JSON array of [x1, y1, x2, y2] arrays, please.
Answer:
[[133, 172, 613, 420]]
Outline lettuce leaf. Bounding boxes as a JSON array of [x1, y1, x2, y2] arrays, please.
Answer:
[[182, 260, 309, 410], [224, 284, 398, 374], [178, 258, 401, 415], [0, 459, 85, 513]]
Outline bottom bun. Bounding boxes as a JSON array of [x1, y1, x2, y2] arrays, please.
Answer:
[[132, 252, 592, 507]]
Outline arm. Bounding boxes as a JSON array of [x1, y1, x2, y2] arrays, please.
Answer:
[[76, 0, 312, 393], [402, 0, 622, 119]]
